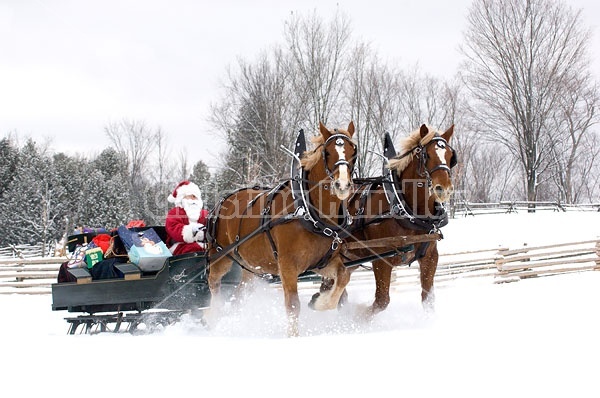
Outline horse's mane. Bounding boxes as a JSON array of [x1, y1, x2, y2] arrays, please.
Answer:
[[388, 126, 438, 172], [300, 134, 325, 170]]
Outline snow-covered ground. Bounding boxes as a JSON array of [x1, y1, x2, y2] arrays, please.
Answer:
[[2, 211, 599, 397]]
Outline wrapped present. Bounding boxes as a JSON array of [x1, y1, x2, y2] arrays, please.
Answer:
[[117, 226, 170, 271], [84, 247, 104, 269]]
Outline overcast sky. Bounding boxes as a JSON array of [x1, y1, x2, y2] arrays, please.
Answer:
[[1, 0, 598, 169]]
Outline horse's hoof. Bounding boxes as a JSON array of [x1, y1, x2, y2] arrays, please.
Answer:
[[353, 304, 375, 322], [337, 289, 348, 310], [308, 292, 320, 310]]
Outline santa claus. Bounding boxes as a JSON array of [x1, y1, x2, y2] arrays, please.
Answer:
[[165, 180, 209, 255]]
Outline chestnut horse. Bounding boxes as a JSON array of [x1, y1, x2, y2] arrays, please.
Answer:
[[207, 122, 357, 336], [340, 124, 456, 316]]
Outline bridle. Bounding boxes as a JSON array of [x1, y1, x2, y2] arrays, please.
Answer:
[[321, 130, 357, 180], [395, 135, 457, 182]]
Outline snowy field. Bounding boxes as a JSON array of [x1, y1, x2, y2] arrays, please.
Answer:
[[1, 211, 599, 397]]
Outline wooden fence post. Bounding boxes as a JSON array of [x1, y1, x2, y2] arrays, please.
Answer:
[[495, 248, 507, 270]]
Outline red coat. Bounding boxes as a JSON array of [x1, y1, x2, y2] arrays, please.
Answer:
[[165, 206, 209, 255]]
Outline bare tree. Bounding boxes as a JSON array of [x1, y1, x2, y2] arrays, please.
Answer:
[[175, 149, 190, 182], [460, 0, 594, 205], [104, 119, 158, 188], [210, 49, 298, 189], [549, 77, 599, 203], [154, 127, 172, 186], [464, 144, 518, 202], [285, 9, 352, 127], [577, 132, 600, 202], [345, 44, 405, 176], [104, 119, 161, 221]]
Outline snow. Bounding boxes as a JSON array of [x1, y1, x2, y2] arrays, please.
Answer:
[[2, 211, 600, 397]]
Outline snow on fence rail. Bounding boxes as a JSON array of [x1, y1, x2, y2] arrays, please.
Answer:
[[0, 255, 66, 295], [294, 239, 600, 293], [2, 239, 599, 295], [453, 201, 600, 216], [0, 243, 56, 259], [493, 239, 600, 283], [387, 239, 600, 288]]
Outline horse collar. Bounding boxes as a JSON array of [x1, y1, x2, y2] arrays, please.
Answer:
[[383, 169, 448, 233], [292, 169, 352, 245]]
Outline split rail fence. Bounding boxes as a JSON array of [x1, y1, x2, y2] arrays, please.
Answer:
[[295, 238, 600, 291], [453, 201, 600, 216], [2, 239, 599, 295]]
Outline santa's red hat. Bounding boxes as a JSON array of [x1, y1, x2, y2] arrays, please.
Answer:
[[168, 180, 202, 206]]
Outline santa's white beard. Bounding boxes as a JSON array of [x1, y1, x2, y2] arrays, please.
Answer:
[[182, 200, 202, 222]]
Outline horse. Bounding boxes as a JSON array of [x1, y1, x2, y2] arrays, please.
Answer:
[[334, 124, 456, 317], [206, 121, 358, 336]]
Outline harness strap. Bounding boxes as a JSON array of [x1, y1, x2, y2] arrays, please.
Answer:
[[406, 241, 431, 266], [384, 168, 449, 232], [209, 181, 297, 274], [298, 169, 353, 240], [260, 183, 288, 260], [210, 130, 357, 273], [347, 179, 384, 231]]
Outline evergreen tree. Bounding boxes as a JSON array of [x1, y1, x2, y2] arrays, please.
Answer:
[[52, 152, 89, 237], [0, 140, 65, 252], [0, 137, 19, 199], [190, 160, 216, 209], [86, 148, 134, 229]]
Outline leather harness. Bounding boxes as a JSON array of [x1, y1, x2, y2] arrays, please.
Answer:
[[206, 130, 356, 275]]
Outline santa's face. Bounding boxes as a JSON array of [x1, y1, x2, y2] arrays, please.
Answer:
[[182, 194, 202, 221]]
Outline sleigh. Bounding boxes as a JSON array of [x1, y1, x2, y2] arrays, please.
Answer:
[[51, 123, 456, 335]]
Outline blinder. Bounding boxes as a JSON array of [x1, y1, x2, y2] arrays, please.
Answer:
[[448, 145, 458, 169]]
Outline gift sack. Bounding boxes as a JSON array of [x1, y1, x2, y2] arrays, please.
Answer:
[[104, 235, 128, 260], [117, 226, 170, 271]]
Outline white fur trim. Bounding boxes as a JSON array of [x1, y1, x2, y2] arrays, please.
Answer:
[[177, 182, 201, 200], [182, 224, 196, 243], [169, 182, 203, 206]]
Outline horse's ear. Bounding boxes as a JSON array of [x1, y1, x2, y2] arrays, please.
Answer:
[[442, 124, 454, 141], [319, 121, 332, 139], [419, 124, 429, 138], [347, 121, 355, 137]]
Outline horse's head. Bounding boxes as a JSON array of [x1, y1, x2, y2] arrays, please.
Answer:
[[389, 124, 456, 204], [301, 121, 357, 201], [319, 121, 357, 200], [418, 124, 456, 203]]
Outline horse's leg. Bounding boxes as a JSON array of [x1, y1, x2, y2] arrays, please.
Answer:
[[308, 257, 352, 311], [229, 269, 257, 304], [309, 277, 348, 309], [368, 258, 393, 316], [206, 255, 234, 323], [418, 242, 439, 312], [278, 264, 301, 337]]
